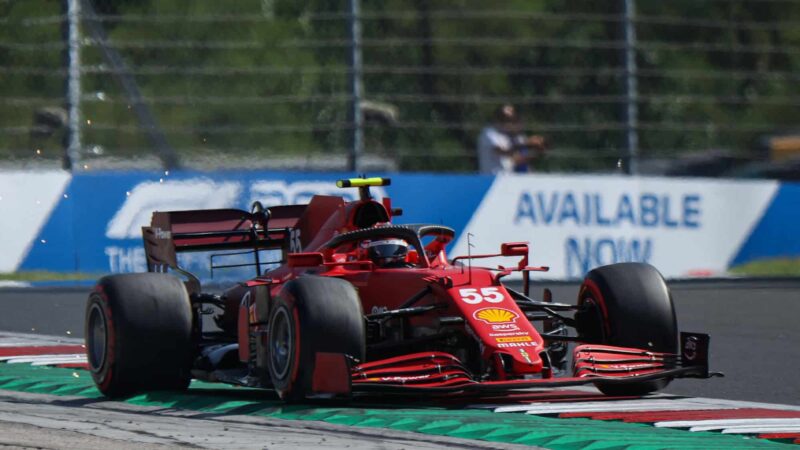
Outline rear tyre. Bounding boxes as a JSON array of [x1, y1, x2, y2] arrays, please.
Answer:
[[267, 276, 365, 401], [576, 263, 677, 396], [85, 273, 194, 398]]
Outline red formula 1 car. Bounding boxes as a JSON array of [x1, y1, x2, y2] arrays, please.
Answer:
[[85, 177, 716, 400]]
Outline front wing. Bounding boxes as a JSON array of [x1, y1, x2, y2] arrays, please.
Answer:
[[348, 332, 718, 396]]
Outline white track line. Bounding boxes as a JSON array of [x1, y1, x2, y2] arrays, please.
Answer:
[[30, 357, 87, 366], [494, 399, 737, 414], [525, 404, 738, 414], [656, 418, 800, 430], [693, 422, 800, 432], [0, 332, 83, 346], [721, 425, 800, 434], [684, 396, 800, 412], [4, 355, 87, 364], [0, 342, 83, 348]]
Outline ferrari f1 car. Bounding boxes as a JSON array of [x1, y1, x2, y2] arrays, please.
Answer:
[[85, 177, 716, 400]]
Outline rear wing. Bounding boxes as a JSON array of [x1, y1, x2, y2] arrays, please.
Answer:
[[142, 204, 306, 278]]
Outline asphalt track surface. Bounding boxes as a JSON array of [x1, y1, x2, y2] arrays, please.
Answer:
[[0, 279, 798, 405], [0, 389, 532, 450]]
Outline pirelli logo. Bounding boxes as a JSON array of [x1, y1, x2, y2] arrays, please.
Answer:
[[496, 336, 532, 343]]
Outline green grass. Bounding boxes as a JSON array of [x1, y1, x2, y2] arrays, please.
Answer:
[[0, 271, 99, 282], [0, 364, 792, 449], [730, 258, 800, 277]]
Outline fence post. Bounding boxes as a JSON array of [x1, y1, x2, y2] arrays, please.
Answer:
[[62, 0, 81, 171], [622, 0, 639, 175], [348, 0, 364, 173]]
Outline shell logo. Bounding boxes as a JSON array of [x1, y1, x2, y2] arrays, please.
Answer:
[[473, 307, 519, 324]]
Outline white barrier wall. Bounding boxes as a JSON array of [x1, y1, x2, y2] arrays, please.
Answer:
[[450, 174, 779, 279], [0, 171, 71, 272]]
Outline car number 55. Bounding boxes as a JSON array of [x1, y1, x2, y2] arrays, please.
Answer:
[[459, 287, 504, 304]]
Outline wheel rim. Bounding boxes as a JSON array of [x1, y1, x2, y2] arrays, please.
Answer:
[[86, 303, 107, 371], [270, 307, 293, 380]]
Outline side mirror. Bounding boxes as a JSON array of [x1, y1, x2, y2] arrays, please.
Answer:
[[406, 249, 420, 265], [500, 242, 528, 257], [287, 252, 324, 268]]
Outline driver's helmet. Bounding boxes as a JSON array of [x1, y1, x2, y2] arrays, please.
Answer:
[[367, 239, 409, 268]]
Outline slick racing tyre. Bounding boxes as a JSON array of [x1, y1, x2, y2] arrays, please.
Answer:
[[267, 276, 365, 401], [576, 262, 678, 396], [85, 273, 194, 398]]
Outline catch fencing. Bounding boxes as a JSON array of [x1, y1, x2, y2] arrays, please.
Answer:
[[1, 1, 799, 174]]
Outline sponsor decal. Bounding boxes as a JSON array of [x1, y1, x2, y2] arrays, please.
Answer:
[[289, 228, 302, 253], [153, 227, 171, 239], [104, 246, 147, 273], [496, 336, 532, 343], [488, 331, 529, 337], [512, 191, 697, 276], [452, 175, 779, 279], [458, 287, 504, 304], [378, 374, 430, 382], [106, 180, 241, 239], [491, 323, 520, 331], [519, 348, 532, 363], [513, 191, 702, 229], [473, 307, 519, 324], [497, 342, 537, 348]]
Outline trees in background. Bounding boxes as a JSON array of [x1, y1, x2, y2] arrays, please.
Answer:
[[1, 0, 798, 171]]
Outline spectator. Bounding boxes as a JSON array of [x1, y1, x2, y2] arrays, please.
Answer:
[[477, 104, 547, 174]]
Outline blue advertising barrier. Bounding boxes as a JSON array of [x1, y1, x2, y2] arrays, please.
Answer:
[[18, 171, 493, 281], [4, 170, 799, 281]]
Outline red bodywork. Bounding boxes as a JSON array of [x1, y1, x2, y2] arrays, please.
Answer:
[[142, 184, 710, 398]]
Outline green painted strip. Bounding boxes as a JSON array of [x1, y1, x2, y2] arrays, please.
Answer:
[[0, 363, 795, 450]]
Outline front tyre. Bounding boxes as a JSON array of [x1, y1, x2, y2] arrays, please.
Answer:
[[267, 276, 365, 401], [85, 273, 194, 398], [576, 263, 678, 396]]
